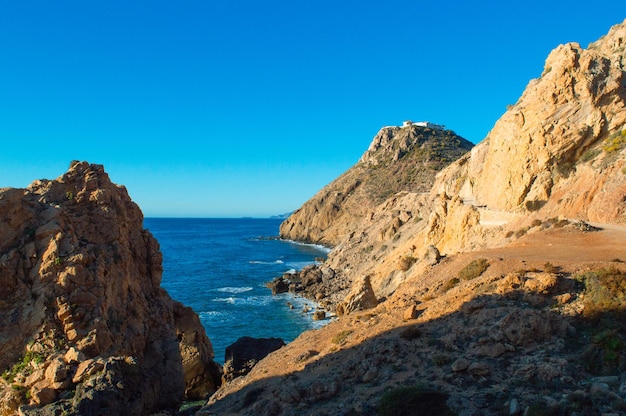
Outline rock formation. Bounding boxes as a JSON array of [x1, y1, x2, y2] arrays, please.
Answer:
[[279, 125, 473, 246], [205, 19, 626, 416], [0, 161, 221, 415], [222, 337, 285, 383]]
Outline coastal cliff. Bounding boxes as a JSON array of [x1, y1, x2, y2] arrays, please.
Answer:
[[204, 19, 626, 415], [0, 161, 221, 415], [279, 124, 473, 246]]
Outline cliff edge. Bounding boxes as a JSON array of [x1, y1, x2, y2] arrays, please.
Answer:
[[0, 161, 221, 415]]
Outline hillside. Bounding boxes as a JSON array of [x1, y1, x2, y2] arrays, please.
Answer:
[[279, 123, 473, 246], [203, 19, 626, 416]]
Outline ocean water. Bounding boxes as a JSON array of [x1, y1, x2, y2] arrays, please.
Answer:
[[143, 218, 330, 363]]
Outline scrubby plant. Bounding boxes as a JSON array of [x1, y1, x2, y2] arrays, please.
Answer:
[[398, 255, 417, 271], [515, 227, 529, 237], [603, 132, 626, 153], [530, 219, 543, 228], [458, 258, 490, 281], [378, 385, 455, 416], [441, 277, 460, 292], [577, 267, 626, 318], [2, 351, 45, 383], [581, 148, 601, 162], [331, 330, 353, 345], [543, 262, 559, 273]]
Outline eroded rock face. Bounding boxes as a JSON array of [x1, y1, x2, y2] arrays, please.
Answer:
[[434, 19, 626, 224], [223, 337, 285, 382], [279, 125, 473, 246], [0, 161, 221, 415]]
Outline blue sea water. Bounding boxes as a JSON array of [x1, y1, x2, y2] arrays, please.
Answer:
[[143, 218, 330, 363]]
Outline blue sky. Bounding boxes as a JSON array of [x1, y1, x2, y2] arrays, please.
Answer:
[[1, 1, 625, 217]]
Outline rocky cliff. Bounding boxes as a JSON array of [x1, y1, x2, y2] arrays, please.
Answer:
[[0, 161, 221, 415], [279, 124, 473, 246], [204, 19, 626, 416]]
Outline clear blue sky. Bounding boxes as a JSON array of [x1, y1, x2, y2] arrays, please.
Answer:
[[1, 1, 625, 217]]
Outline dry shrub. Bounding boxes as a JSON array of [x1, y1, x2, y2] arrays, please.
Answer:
[[458, 258, 490, 281], [442, 277, 460, 292], [578, 267, 626, 318], [331, 330, 353, 345], [398, 255, 417, 271]]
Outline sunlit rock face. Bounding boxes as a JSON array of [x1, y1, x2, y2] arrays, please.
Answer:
[[0, 161, 221, 415]]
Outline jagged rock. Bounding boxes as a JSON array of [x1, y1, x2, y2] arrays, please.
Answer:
[[0, 161, 221, 415], [451, 358, 470, 372], [403, 304, 419, 320], [174, 302, 223, 399], [312, 310, 326, 321], [223, 337, 286, 382], [336, 276, 378, 316], [424, 244, 441, 266]]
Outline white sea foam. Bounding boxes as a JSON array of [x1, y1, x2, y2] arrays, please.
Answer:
[[249, 260, 284, 265], [216, 286, 254, 294], [286, 261, 317, 270], [213, 297, 237, 304], [198, 311, 227, 319], [281, 239, 332, 254]]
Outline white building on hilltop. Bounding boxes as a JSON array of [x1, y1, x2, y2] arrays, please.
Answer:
[[402, 120, 444, 130]]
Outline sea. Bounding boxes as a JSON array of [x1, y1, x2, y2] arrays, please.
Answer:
[[143, 218, 330, 363]]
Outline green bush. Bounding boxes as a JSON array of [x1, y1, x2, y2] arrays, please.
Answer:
[[458, 259, 490, 281], [378, 385, 455, 416], [2, 351, 45, 383]]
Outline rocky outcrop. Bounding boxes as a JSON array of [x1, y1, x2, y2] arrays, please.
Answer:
[[0, 161, 221, 415], [433, 20, 626, 225], [222, 337, 285, 382], [335, 275, 378, 316], [279, 125, 473, 246]]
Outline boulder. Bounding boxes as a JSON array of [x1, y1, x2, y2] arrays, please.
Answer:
[[336, 276, 378, 316]]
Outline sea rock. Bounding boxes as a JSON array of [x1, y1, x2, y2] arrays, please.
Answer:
[[223, 337, 286, 382], [174, 302, 223, 399], [0, 161, 221, 415]]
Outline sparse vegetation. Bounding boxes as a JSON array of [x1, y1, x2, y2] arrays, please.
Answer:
[[331, 330, 353, 345], [458, 258, 490, 281], [577, 267, 626, 318], [378, 385, 455, 416], [543, 262, 559, 273], [515, 227, 529, 238], [2, 351, 45, 383], [398, 255, 417, 271], [442, 277, 460, 292], [603, 130, 626, 154], [581, 148, 601, 162]]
